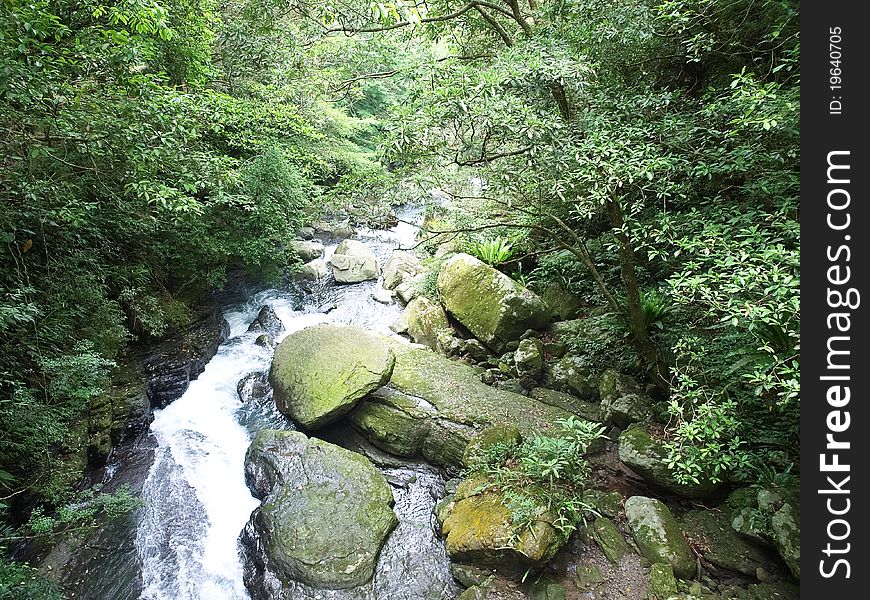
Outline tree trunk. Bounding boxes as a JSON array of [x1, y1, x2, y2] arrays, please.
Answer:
[[605, 199, 669, 389]]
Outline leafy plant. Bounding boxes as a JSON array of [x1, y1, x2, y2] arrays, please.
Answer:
[[468, 236, 515, 267]]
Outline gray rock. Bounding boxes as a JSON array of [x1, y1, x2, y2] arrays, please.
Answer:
[[599, 369, 652, 428], [331, 239, 381, 283], [243, 430, 397, 589], [514, 338, 544, 380], [247, 305, 284, 337], [405, 297, 450, 350], [296, 226, 315, 240], [290, 240, 324, 262], [624, 496, 695, 579], [543, 354, 599, 400], [297, 258, 328, 280], [382, 251, 423, 290], [372, 285, 394, 304]]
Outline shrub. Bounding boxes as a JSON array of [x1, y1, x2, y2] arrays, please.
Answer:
[[468, 236, 515, 267]]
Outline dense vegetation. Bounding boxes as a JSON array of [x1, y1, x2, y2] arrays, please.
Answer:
[[1, 0, 799, 595]]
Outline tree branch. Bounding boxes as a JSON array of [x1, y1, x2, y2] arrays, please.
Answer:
[[455, 145, 533, 166], [474, 5, 514, 47], [326, 2, 479, 34]]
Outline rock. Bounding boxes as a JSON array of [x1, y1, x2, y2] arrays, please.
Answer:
[[546, 314, 640, 375], [269, 324, 395, 429], [514, 338, 544, 380], [543, 355, 599, 400], [599, 369, 652, 428], [143, 308, 230, 408], [575, 564, 605, 588], [746, 581, 800, 600], [382, 251, 423, 290], [648, 563, 678, 599], [313, 221, 355, 239], [462, 425, 522, 468], [247, 305, 284, 337], [237, 372, 271, 403], [583, 489, 623, 518], [435, 495, 456, 528], [442, 479, 564, 578], [619, 425, 722, 499], [297, 258, 328, 280], [437, 253, 550, 352], [296, 226, 315, 240], [495, 379, 527, 395], [460, 338, 491, 362], [389, 311, 409, 334], [436, 330, 463, 357], [680, 510, 775, 577], [330, 239, 380, 283], [530, 581, 567, 600], [539, 282, 583, 321], [405, 297, 451, 350], [542, 340, 567, 358], [450, 563, 494, 588], [395, 273, 426, 304], [290, 240, 324, 262], [592, 517, 631, 564], [348, 387, 432, 457], [624, 496, 696, 579], [770, 501, 799, 580], [349, 341, 580, 469], [254, 334, 273, 347], [242, 430, 397, 589], [529, 388, 601, 422], [458, 586, 488, 600], [372, 285, 394, 304]]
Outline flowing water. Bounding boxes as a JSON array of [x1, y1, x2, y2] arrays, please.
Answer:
[[134, 208, 461, 600]]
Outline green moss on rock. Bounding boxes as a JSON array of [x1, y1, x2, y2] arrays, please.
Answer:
[[592, 517, 632, 564], [625, 496, 696, 579]]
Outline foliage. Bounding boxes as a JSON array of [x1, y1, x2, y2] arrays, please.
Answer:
[[468, 236, 515, 267], [468, 417, 606, 540]]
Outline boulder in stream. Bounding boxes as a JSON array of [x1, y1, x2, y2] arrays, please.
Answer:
[[246, 305, 284, 338], [405, 296, 451, 350], [331, 239, 381, 283], [269, 324, 395, 429], [290, 240, 325, 262], [382, 251, 423, 290], [437, 253, 550, 352], [242, 430, 397, 589]]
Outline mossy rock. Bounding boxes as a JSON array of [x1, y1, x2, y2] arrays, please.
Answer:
[[514, 338, 544, 379], [437, 253, 550, 352], [543, 354, 599, 400], [648, 563, 678, 599], [405, 296, 451, 350], [539, 282, 583, 321], [770, 501, 799, 580], [599, 369, 653, 428], [619, 425, 722, 499], [442, 481, 563, 578], [625, 496, 696, 579], [463, 425, 522, 468], [269, 324, 395, 429], [243, 430, 397, 589], [592, 517, 632, 564], [530, 581, 567, 600], [680, 510, 775, 577], [348, 387, 432, 457], [547, 313, 641, 375], [530, 388, 602, 422]]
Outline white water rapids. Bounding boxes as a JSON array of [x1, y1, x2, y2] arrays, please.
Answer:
[[134, 211, 457, 600]]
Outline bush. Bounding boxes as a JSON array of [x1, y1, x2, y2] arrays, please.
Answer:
[[468, 236, 515, 267]]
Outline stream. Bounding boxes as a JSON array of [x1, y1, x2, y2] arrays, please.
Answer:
[[130, 207, 461, 599]]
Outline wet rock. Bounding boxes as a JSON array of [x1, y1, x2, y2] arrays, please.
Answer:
[[437, 253, 550, 352], [348, 387, 432, 457], [383, 251, 423, 290], [254, 334, 273, 347], [270, 324, 395, 429], [514, 338, 544, 380], [331, 239, 381, 283], [237, 372, 271, 403], [143, 308, 230, 408], [242, 430, 397, 589], [389, 311, 409, 334], [297, 258, 328, 280], [372, 285, 394, 304], [313, 221, 355, 239], [624, 496, 696, 579], [599, 369, 652, 428], [290, 240, 324, 262], [619, 425, 722, 499], [247, 305, 284, 337], [405, 296, 450, 350], [462, 425, 522, 468], [592, 517, 632, 564], [529, 388, 601, 422], [442, 477, 564, 578]]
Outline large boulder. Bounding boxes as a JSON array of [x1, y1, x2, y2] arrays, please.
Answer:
[[624, 496, 696, 579], [269, 324, 395, 429], [542, 355, 599, 400], [619, 425, 722, 499], [382, 251, 423, 291], [598, 369, 652, 428], [591, 517, 632, 564], [529, 388, 601, 422], [242, 430, 397, 589], [330, 239, 381, 283], [348, 387, 433, 457], [437, 254, 550, 352], [441, 477, 563, 578], [405, 296, 451, 350], [290, 240, 324, 262]]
